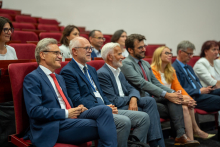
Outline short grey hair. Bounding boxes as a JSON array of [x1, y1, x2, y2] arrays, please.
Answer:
[[101, 42, 120, 61], [35, 38, 57, 64], [69, 37, 86, 54], [177, 40, 195, 54]]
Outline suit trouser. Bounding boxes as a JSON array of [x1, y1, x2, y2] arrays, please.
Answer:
[[57, 105, 117, 147], [156, 98, 185, 138], [193, 88, 220, 126], [114, 110, 149, 147], [119, 96, 165, 147]]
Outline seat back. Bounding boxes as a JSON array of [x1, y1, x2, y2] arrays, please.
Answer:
[[87, 60, 105, 70], [15, 15, 37, 23], [187, 56, 200, 67], [55, 61, 69, 74], [143, 58, 152, 64], [80, 34, 89, 40], [103, 35, 111, 44], [9, 62, 39, 134], [38, 24, 60, 32], [0, 9, 18, 15], [145, 44, 165, 56], [39, 32, 62, 42], [12, 31, 39, 43], [12, 22, 36, 30], [9, 43, 36, 59], [0, 13, 13, 21], [38, 18, 59, 25]]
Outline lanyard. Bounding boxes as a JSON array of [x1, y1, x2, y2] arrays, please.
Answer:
[[72, 58, 96, 92]]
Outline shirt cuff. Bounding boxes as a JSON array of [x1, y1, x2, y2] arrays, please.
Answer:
[[199, 90, 201, 94], [161, 91, 167, 97], [65, 109, 68, 118]]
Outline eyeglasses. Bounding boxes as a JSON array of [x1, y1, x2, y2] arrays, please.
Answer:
[[43, 51, 63, 56], [137, 46, 146, 50], [181, 50, 194, 56], [93, 37, 106, 42], [165, 52, 173, 56], [3, 28, 14, 33], [75, 46, 93, 52]]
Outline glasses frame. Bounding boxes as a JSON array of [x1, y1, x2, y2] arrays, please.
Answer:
[[3, 28, 14, 33], [164, 51, 173, 56], [93, 37, 106, 42], [181, 50, 194, 56], [74, 46, 94, 52], [43, 51, 63, 56]]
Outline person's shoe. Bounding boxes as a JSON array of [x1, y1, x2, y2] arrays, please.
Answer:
[[194, 133, 215, 140], [174, 134, 200, 147]]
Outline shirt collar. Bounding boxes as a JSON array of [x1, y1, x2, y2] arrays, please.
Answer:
[[39, 65, 54, 76], [176, 59, 186, 68], [72, 58, 88, 71], [93, 48, 101, 54], [106, 63, 121, 77]]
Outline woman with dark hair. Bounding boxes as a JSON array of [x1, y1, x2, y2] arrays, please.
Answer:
[[0, 16, 17, 60], [111, 29, 129, 57], [59, 25, 79, 61], [193, 40, 220, 88]]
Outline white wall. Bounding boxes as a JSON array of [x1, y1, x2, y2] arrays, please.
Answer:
[[2, 0, 220, 55]]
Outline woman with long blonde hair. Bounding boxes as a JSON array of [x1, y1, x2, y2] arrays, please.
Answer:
[[151, 46, 215, 140]]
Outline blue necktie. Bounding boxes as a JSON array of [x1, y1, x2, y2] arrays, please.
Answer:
[[184, 66, 201, 89]]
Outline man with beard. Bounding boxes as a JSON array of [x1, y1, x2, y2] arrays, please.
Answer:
[[60, 37, 150, 147], [97, 42, 166, 147], [89, 30, 105, 59], [120, 34, 199, 146]]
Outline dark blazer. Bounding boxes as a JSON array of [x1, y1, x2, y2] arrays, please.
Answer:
[[172, 60, 202, 96], [97, 64, 140, 108], [91, 50, 97, 60], [23, 67, 73, 147], [60, 59, 111, 109]]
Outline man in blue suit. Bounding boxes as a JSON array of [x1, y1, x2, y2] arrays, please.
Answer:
[[172, 40, 220, 139], [23, 38, 117, 147], [97, 42, 166, 147], [60, 37, 150, 147]]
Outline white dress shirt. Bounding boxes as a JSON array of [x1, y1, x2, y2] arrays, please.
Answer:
[[159, 71, 171, 88], [0, 45, 18, 60], [72, 58, 104, 101], [106, 63, 125, 97], [39, 65, 68, 118], [59, 44, 72, 61]]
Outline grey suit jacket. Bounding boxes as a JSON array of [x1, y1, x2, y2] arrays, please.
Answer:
[[120, 55, 173, 97], [97, 64, 140, 108]]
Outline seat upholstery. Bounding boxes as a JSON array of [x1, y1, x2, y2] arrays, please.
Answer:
[[15, 15, 37, 23], [12, 31, 39, 43], [12, 22, 36, 30], [39, 32, 62, 42], [9, 43, 36, 59], [38, 18, 59, 25], [38, 24, 60, 32]]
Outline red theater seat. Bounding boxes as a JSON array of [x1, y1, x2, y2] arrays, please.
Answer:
[[145, 44, 165, 56], [12, 31, 39, 43], [0, 13, 13, 21], [60, 26, 65, 31], [15, 15, 37, 23], [187, 56, 200, 67], [9, 43, 36, 59], [0, 9, 19, 15], [12, 22, 36, 30], [80, 34, 89, 40], [103, 35, 111, 44], [8, 62, 92, 147], [39, 32, 62, 42], [38, 24, 60, 32], [87, 60, 105, 70], [143, 58, 152, 64], [38, 18, 59, 25]]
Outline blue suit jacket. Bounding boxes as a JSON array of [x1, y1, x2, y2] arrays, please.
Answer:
[[23, 67, 73, 147], [91, 50, 97, 60], [97, 64, 140, 108], [172, 60, 202, 96], [60, 59, 111, 109]]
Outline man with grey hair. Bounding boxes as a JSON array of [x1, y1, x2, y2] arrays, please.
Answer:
[[173, 40, 220, 139], [23, 38, 117, 147], [89, 30, 105, 59], [97, 42, 166, 147], [60, 37, 150, 147]]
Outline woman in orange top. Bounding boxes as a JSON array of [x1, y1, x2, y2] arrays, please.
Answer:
[[151, 46, 214, 140]]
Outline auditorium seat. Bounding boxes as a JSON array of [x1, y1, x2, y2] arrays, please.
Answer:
[[87, 60, 105, 70], [0, 8, 20, 15], [38, 24, 60, 32], [9, 43, 36, 59], [39, 32, 62, 42], [60, 26, 65, 31], [143, 58, 152, 64], [8, 62, 92, 147], [80, 34, 89, 40], [0, 13, 13, 21], [12, 22, 36, 30], [103, 35, 111, 44], [15, 15, 37, 23], [187, 56, 200, 67], [145, 44, 165, 56], [12, 31, 39, 43], [38, 18, 59, 25]]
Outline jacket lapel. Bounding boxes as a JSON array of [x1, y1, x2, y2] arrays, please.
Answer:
[[127, 55, 144, 78], [104, 64, 120, 96], [36, 67, 60, 104]]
